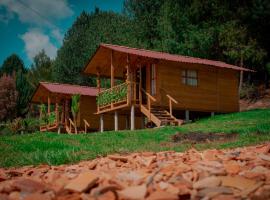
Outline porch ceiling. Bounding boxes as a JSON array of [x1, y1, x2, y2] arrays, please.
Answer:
[[83, 45, 156, 78]]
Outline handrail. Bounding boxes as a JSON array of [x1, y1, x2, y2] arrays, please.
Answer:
[[141, 88, 156, 102], [68, 118, 76, 134], [83, 119, 90, 133], [166, 94, 178, 117], [166, 94, 178, 104]]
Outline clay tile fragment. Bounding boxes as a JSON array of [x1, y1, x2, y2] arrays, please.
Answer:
[[193, 176, 221, 189], [13, 178, 48, 193], [118, 184, 147, 200], [65, 171, 99, 192], [147, 190, 178, 200], [108, 155, 128, 162]]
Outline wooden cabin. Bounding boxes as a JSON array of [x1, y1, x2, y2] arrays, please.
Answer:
[[31, 82, 138, 133], [83, 43, 252, 131]]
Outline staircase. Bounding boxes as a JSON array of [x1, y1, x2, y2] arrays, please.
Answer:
[[151, 106, 181, 126], [139, 89, 183, 128], [140, 105, 182, 127]]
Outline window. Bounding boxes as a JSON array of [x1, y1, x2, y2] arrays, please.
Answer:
[[151, 64, 156, 95], [182, 70, 198, 86]]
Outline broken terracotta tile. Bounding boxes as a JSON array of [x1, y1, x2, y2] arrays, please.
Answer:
[[12, 178, 48, 193], [193, 176, 221, 189], [65, 171, 99, 192], [147, 190, 178, 200], [118, 184, 147, 200], [108, 155, 128, 162], [220, 176, 257, 190]]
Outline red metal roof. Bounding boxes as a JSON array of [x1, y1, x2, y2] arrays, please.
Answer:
[[40, 82, 98, 96], [100, 43, 253, 72]]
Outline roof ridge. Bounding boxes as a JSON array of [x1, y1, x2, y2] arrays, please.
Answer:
[[100, 43, 229, 65]]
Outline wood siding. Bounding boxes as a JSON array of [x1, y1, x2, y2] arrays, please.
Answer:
[[155, 60, 239, 113]]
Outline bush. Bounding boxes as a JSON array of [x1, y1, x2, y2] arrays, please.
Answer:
[[240, 83, 258, 99], [7, 117, 40, 134]]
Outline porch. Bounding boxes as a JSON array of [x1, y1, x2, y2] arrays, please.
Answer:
[[31, 82, 95, 134]]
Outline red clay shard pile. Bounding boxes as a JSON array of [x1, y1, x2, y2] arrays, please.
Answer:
[[0, 144, 270, 200]]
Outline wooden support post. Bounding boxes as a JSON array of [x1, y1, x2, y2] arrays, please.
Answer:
[[211, 112, 215, 117], [61, 101, 65, 124], [185, 110, 189, 122], [111, 50, 114, 88], [55, 98, 59, 124], [114, 111, 118, 131], [131, 104, 135, 130], [100, 114, 104, 133], [125, 115, 129, 129], [65, 99, 69, 126], [141, 116, 145, 129], [47, 96, 51, 114]]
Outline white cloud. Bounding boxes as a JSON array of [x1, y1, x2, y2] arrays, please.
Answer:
[[51, 28, 63, 44], [20, 29, 57, 60], [0, 0, 73, 26]]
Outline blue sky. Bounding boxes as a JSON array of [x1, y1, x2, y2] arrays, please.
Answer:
[[0, 0, 124, 67]]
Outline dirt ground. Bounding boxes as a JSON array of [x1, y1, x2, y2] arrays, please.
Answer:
[[240, 89, 270, 111], [0, 143, 270, 200]]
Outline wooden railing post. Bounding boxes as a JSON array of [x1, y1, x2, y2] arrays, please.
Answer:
[[166, 94, 178, 117]]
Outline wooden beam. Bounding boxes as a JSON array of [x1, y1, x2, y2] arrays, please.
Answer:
[[111, 50, 114, 88]]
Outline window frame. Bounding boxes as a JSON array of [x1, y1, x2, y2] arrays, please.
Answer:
[[181, 69, 198, 87]]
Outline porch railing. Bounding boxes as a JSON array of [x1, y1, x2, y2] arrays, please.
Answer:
[[96, 82, 130, 113]]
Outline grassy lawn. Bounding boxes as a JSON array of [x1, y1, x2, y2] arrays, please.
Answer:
[[0, 109, 270, 168]]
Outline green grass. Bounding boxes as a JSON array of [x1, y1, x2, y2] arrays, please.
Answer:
[[0, 109, 270, 168]]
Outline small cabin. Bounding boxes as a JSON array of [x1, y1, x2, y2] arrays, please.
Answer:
[[31, 82, 142, 133], [83, 43, 252, 131]]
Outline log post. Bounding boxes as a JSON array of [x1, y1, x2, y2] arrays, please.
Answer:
[[47, 96, 51, 114], [55, 97, 59, 124], [185, 110, 189, 122], [114, 111, 118, 131], [131, 104, 135, 130], [100, 114, 104, 132]]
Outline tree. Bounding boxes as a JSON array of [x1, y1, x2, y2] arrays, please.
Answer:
[[71, 94, 80, 134], [0, 54, 31, 118], [0, 54, 26, 76], [53, 10, 137, 85], [27, 50, 53, 89], [219, 21, 267, 71], [0, 74, 18, 121]]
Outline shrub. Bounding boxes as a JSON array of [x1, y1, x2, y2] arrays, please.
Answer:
[[7, 117, 40, 134], [240, 83, 257, 99]]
